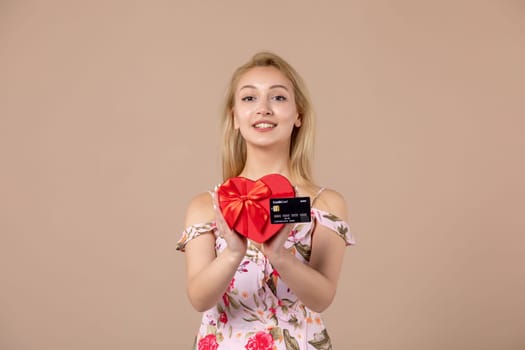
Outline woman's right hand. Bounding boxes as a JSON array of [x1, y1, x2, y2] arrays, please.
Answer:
[[212, 190, 247, 258]]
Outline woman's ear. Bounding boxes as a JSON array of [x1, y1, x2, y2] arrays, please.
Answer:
[[294, 116, 302, 128]]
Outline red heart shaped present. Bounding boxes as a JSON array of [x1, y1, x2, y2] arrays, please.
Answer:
[[217, 174, 295, 243]]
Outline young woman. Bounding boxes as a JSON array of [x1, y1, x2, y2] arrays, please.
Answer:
[[177, 52, 355, 350]]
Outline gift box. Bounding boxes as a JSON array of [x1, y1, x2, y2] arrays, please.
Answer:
[[217, 174, 295, 243]]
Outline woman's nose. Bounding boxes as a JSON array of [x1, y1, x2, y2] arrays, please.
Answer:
[[256, 99, 273, 115]]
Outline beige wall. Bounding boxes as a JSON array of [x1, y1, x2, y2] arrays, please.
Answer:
[[1, 1, 524, 349]]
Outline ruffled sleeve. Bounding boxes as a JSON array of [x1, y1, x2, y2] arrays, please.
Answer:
[[176, 222, 216, 252], [312, 208, 356, 246]]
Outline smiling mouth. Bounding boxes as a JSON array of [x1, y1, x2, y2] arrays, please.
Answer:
[[253, 122, 277, 129]]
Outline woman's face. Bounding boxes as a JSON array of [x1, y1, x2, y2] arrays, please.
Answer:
[[232, 66, 301, 149]]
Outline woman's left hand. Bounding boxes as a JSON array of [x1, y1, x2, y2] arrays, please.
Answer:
[[260, 223, 295, 262]]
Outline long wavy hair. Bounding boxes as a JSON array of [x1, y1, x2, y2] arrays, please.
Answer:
[[221, 52, 316, 184]]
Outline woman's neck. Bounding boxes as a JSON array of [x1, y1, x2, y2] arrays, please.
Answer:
[[238, 144, 292, 181]]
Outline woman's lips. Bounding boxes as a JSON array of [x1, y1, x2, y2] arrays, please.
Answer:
[[253, 122, 277, 130]]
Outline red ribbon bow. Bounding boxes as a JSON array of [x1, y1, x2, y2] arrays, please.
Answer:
[[218, 178, 272, 234]]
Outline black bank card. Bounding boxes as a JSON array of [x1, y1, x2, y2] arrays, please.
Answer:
[[269, 197, 311, 224]]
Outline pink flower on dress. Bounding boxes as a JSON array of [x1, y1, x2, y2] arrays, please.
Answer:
[[244, 331, 274, 350], [222, 278, 235, 307], [219, 311, 228, 324], [238, 260, 250, 272], [198, 334, 218, 350], [222, 293, 230, 307], [227, 278, 236, 292]]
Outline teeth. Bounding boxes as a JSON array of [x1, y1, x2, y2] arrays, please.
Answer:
[[254, 123, 276, 129]]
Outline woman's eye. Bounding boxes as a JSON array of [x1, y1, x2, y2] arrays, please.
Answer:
[[273, 95, 287, 101], [241, 96, 255, 102]]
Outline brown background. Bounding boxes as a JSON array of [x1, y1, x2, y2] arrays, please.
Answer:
[[1, 1, 524, 349]]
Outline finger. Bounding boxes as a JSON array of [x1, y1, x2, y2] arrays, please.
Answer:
[[216, 211, 229, 232], [211, 188, 220, 212], [212, 191, 236, 239], [212, 191, 225, 223]]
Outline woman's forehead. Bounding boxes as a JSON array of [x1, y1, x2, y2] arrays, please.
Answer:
[[236, 66, 293, 91]]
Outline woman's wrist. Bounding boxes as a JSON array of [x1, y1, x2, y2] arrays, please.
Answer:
[[266, 246, 293, 267], [222, 246, 246, 264]]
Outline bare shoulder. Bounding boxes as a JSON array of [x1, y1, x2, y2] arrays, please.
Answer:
[[184, 191, 215, 228], [312, 187, 348, 221]]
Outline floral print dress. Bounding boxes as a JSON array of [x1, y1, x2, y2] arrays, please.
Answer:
[[176, 189, 355, 350]]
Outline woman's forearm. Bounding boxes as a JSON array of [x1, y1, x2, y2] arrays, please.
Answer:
[[187, 248, 243, 312], [268, 251, 336, 313]]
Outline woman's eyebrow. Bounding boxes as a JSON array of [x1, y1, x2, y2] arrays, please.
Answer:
[[239, 85, 256, 91], [269, 84, 289, 91], [239, 84, 289, 91]]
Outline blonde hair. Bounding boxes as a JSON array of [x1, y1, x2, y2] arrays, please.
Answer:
[[221, 52, 316, 184]]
